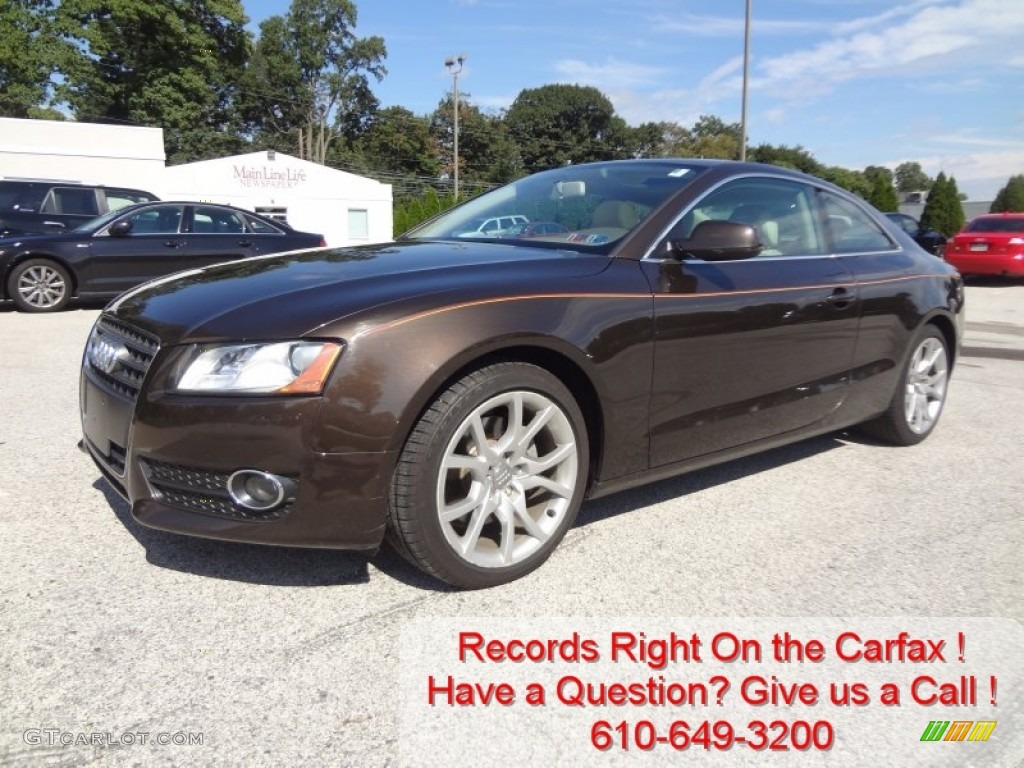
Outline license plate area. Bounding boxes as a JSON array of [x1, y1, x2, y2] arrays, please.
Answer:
[[969, 243, 989, 252], [81, 374, 133, 477]]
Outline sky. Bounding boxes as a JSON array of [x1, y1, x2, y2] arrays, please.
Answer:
[[243, 0, 1024, 200]]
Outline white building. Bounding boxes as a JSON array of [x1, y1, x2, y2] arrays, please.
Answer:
[[159, 150, 392, 247], [0, 116, 165, 191], [0, 118, 393, 246]]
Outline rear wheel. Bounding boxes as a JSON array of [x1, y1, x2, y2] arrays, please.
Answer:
[[860, 326, 949, 445], [8, 258, 71, 312], [387, 362, 588, 588]]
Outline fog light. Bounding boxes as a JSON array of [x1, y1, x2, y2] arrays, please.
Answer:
[[227, 470, 294, 511]]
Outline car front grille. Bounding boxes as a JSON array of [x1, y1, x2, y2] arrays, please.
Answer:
[[141, 459, 292, 522], [85, 316, 160, 402]]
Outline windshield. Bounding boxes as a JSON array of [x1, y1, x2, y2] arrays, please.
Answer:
[[403, 161, 706, 251]]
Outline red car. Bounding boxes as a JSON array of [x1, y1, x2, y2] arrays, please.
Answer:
[[945, 213, 1024, 277]]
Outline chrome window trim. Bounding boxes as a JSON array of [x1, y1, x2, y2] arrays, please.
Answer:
[[641, 171, 901, 262]]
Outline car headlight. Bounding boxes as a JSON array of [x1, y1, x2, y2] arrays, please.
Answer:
[[170, 341, 343, 395]]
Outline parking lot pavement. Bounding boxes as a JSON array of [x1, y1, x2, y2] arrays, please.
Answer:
[[1, 282, 1022, 766]]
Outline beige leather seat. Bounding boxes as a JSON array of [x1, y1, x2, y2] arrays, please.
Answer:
[[730, 204, 780, 256], [591, 200, 639, 229]]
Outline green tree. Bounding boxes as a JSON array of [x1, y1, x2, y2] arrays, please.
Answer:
[[504, 84, 626, 171], [430, 95, 521, 187], [393, 187, 460, 235], [235, 15, 308, 147], [357, 106, 439, 179], [894, 161, 932, 194], [239, 0, 386, 164], [820, 166, 871, 198], [866, 171, 900, 211], [920, 172, 965, 236], [863, 165, 894, 186], [990, 174, 1024, 212], [650, 116, 741, 159], [945, 175, 966, 234], [55, 0, 251, 163], [687, 115, 742, 159], [0, 1, 69, 118], [748, 143, 823, 175]]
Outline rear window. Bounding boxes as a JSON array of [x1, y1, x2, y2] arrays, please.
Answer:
[[0, 181, 41, 211], [966, 217, 1024, 233]]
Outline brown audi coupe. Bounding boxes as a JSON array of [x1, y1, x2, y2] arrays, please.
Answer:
[[79, 159, 964, 588]]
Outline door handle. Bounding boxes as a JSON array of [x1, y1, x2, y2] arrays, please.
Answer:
[[826, 287, 855, 308], [237, 240, 253, 247], [164, 241, 182, 248]]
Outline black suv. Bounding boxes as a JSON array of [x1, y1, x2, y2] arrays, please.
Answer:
[[0, 178, 159, 237]]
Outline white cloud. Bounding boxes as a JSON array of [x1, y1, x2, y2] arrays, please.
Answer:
[[650, 13, 825, 38], [553, 58, 666, 90], [755, 0, 1024, 97], [833, 0, 946, 35]]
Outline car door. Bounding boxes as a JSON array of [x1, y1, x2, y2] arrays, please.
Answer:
[[81, 204, 188, 295], [239, 211, 290, 255], [38, 186, 101, 233], [186, 205, 259, 267], [640, 176, 861, 466]]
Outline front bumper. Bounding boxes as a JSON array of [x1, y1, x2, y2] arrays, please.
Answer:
[[80, 365, 392, 551]]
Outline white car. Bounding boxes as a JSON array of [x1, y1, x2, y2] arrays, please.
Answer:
[[455, 215, 529, 238]]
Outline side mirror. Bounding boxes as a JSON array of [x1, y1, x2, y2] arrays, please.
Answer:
[[669, 220, 762, 261], [108, 220, 133, 236]]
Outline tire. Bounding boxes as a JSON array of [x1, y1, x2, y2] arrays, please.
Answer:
[[7, 258, 72, 312], [387, 362, 589, 588], [860, 326, 950, 445]]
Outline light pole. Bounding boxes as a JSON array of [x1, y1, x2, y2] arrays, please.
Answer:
[[740, 0, 751, 162], [445, 53, 466, 199]]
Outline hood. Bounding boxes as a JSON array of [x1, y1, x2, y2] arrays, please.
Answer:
[[109, 240, 609, 344]]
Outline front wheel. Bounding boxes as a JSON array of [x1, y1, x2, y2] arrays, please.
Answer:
[[387, 363, 589, 588], [8, 258, 72, 312], [860, 326, 950, 445]]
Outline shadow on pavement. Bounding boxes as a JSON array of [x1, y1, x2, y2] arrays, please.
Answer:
[[93, 432, 853, 590]]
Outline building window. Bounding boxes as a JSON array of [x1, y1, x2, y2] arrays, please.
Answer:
[[255, 206, 289, 224], [348, 208, 369, 239]]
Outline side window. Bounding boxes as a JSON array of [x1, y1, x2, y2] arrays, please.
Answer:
[[669, 177, 824, 258], [0, 181, 38, 211], [104, 188, 157, 211], [42, 187, 100, 216], [244, 213, 282, 234], [119, 205, 184, 235], [820, 192, 895, 253], [193, 206, 245, 234]]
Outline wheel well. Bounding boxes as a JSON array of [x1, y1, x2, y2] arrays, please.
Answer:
[[925, 315, 958, 368], [3, 253, 77, 299], [412, 346, 605, 489]]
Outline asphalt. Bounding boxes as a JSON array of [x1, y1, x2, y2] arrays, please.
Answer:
[[1, 279, 1021, 767]]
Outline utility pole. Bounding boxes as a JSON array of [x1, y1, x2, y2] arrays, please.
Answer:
[[445, 53, 467, 199], [740, 0, 751, 162]]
